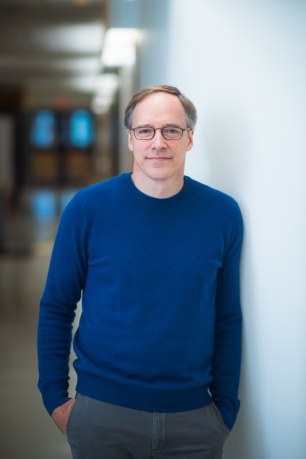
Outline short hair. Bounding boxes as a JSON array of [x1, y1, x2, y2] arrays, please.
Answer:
[[124, 85, 197, 130]]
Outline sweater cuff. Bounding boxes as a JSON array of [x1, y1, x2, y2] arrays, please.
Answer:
[[212, 395, 240, 431], [38, 379, 71, 416]]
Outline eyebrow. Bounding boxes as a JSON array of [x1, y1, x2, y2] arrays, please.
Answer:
[[134, 123, 185, 128]]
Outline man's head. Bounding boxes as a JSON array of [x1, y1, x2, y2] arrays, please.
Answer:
[[126, 86, 196, 196], [124, 85, 197, 130]]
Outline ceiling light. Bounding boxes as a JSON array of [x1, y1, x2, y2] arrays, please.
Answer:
[[91, 94, 114, 115], [35, 23, 104, 54], [91, 73, 120, 114], [95, 74, 119, 93], [101, 28, 141, 67], [66, 76, 96, 92]]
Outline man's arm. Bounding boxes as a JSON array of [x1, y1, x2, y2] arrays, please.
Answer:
[[37, 194, 88, 418], [209, 202, 243, 432]]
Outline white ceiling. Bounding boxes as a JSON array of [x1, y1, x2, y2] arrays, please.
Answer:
[[0, 0, 105, 107]]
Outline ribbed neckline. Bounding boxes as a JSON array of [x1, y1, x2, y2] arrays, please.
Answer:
[[121, 172, 192, 206]]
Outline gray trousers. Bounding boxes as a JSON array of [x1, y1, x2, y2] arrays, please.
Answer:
[[67, 394, 228, 459]]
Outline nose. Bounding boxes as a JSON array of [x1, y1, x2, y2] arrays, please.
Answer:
[[151, 128, 167, 149]]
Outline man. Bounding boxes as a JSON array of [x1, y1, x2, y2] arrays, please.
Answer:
[[38, 85, 243, 459]]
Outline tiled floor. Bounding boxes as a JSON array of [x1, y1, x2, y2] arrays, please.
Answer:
[[0, 209, 77, 459]]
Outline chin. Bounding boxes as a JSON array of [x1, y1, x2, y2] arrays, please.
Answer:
[[147, 171, 177, 182]]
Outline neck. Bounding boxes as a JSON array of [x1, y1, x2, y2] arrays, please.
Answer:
[[130, 173, 184, 199]]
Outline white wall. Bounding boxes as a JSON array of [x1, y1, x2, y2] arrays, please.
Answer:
[[140, 1, 306, 458], [138, 0, 170, 88]]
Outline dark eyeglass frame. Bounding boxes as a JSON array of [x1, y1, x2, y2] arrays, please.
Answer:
[[130, 126, 192, 140]]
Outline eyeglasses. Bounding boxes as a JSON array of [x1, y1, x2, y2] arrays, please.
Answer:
[[130, 126, 192, 140]]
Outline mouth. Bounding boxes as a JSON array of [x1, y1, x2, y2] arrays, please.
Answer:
[[146, 156, 171, 161]]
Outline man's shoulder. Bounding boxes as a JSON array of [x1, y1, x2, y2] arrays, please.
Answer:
[[62, 174, 128, 219], [77, 174, 126, 201], [186, 178, 242, 235], [186, 176, 240, 211]]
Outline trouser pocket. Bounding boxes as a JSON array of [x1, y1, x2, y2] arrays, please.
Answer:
[[66, 393, 80, 441], [211, 402, 229, 436]]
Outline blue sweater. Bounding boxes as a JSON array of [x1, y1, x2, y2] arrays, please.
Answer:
[[37, 173, 243, 430]]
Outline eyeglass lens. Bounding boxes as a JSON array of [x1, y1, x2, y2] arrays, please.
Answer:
[[134, 127, 183, 140]]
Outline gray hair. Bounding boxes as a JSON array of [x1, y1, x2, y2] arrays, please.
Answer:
[[124, 85, 197, 130]]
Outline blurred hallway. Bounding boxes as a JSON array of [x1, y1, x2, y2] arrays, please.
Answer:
[[0, 209, 75, 459]]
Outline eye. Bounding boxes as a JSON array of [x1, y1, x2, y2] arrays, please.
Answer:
[[136, 127, 154, 135], [164, 127, 180, 134]]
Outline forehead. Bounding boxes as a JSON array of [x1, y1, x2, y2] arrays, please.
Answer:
[[132, 92, 186, 126]]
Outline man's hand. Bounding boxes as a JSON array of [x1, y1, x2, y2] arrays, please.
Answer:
[[51, 399, 75, 437]]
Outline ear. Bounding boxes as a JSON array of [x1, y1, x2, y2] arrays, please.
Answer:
[[186, 129, 194, 152], [127, 129, 134, 152]]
